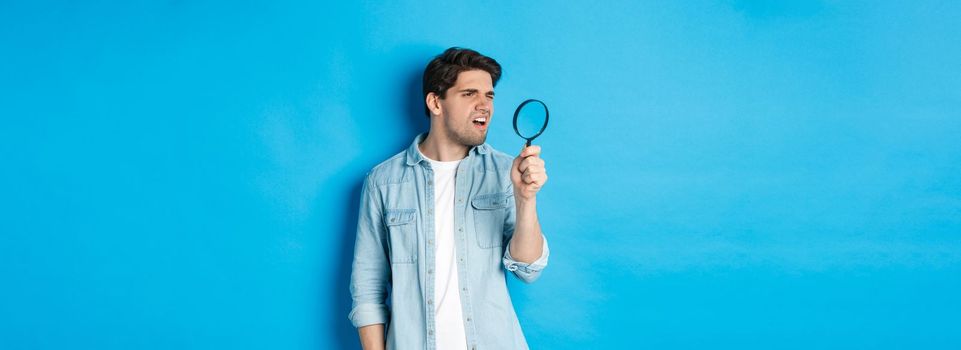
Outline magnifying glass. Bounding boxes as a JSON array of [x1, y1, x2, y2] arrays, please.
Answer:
[[512, 99, 550, 147]]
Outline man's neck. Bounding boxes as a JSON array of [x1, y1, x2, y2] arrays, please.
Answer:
[[418, 131, 470, 162]]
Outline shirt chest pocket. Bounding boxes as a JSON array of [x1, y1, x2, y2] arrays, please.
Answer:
[[385, 209, 417, 264], [471, 192, 512, 249]]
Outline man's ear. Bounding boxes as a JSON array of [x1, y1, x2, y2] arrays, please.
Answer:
[[426, 92, 443, 117]]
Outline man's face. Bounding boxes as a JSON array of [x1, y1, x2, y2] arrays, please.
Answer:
[[437, 70, 495, 146]]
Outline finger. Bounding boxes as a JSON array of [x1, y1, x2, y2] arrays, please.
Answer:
[[521, 158, 547, 174], [518, 157, 531, 173], [519, 157, 546, 173], [530, 157, 545, 168], [520, 145, 542, 158], [522, 168, 546, 179], [523, 171, 545, 185], [526, 145, 542, 158]]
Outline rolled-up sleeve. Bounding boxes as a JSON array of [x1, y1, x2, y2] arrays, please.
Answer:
[[348, 173, 390, 328], [502, 236, 549, 283]]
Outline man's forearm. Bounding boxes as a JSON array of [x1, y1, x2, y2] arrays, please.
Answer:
[[509, 197, 545, 263], [358, 324, 385, 350]]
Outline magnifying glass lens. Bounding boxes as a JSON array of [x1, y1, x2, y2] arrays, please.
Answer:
[[513, 99, 550, 146], [517, 103, 547, 138]]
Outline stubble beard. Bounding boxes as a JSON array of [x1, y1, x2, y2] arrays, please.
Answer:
[[447, 119, 487, 147]]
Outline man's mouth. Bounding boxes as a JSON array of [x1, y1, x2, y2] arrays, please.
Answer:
[[472, 116, 488, 128]]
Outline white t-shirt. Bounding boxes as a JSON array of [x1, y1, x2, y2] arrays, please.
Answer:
[[426, 157, 468, 350]]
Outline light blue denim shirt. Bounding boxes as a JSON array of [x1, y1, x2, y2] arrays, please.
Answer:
[[349, 133, 550, 350]]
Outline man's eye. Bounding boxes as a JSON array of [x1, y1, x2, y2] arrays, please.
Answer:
[[463, 92, 475, 96]]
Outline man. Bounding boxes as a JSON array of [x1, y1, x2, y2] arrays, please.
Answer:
[[348, 47, 550, 350]]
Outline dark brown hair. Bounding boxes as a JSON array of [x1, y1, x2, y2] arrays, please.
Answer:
[[422, 47, 502, 117]]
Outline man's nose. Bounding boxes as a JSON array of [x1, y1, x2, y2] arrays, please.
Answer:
[[476, 100, 492, 114]]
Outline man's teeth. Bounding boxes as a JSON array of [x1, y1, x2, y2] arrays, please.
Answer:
[[473, 117, 487, 123]]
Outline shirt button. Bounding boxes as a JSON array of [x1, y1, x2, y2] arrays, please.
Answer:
[[428, 269, 433, 274], [466, 317, 472, 322], [427, 299, 433, 305], [428, 180, 433, 186], [458, 228, 463, 232], [428, 239, 434, 245]]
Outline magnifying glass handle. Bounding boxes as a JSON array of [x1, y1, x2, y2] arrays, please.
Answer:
[[525, 140, 531, 147]]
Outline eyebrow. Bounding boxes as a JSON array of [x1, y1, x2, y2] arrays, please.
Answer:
[[456, 89, 495, 96]]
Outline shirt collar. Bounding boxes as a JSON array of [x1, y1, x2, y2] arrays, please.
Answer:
[[405, 132, 490, 166]]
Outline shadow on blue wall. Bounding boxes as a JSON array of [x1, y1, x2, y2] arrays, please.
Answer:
[[327, 52, 431, 348], [331, 179, 363, 350]]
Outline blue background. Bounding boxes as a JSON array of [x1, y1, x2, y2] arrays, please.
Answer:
[[2, 1, 960, 349]]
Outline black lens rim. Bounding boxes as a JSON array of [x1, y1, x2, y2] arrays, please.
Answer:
[[512, 99, 549, 145]]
